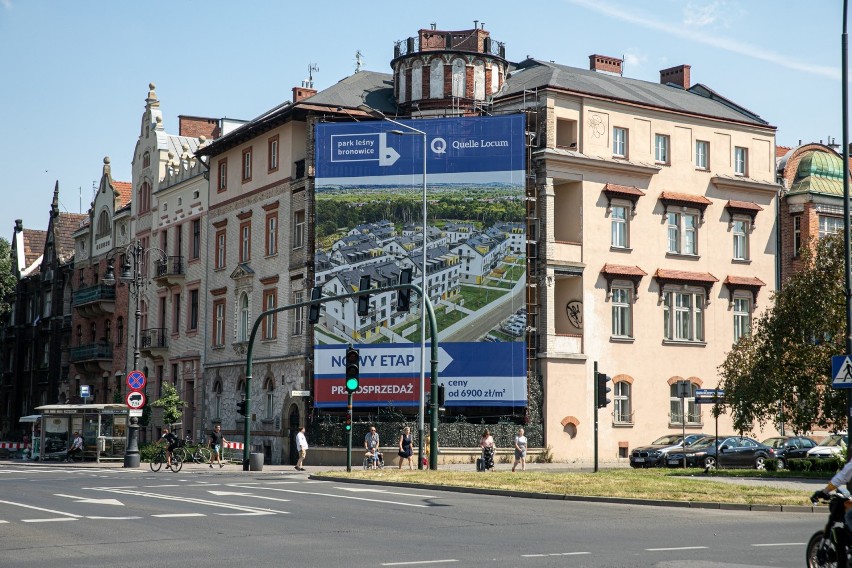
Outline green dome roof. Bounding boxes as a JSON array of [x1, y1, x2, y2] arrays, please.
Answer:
[[789, 150, 846, 196]]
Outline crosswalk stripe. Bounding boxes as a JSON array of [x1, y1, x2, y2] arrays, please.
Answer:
[[152, 513, 205, 518]]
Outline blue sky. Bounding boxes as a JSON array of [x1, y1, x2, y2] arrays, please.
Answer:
[[0, 0, 843, 234]]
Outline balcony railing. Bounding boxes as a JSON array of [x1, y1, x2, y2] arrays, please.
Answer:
[[140, 328, 168, 350], [70, 342, 113, 363], [155, 256, 184, 278], [71, 284, 115, 307]]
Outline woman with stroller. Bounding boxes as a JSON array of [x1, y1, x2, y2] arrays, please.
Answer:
[[479, 428, 495, 471], [398, 426, 413, 469], [364, 426, 381, 469]]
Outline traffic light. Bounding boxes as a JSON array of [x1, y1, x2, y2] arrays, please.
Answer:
[[236, 399, 248, 417], [437, 383, 445, 407], [596, 372, 612, 408], [357, 275, 371, 317], [308, 286, 322, 324], [345, 347, 360, 394], [397, 268, 413, 311], [344, 411, 352, 431]]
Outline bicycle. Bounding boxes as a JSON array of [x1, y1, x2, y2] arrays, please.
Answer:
[[807, 491, 852, 567], [63, 448, 84, 463], [150, 447, 183, 473], [175, 443, 211, 464]]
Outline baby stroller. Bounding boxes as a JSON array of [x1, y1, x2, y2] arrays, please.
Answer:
[[477, 446, 495, 472], [363, 450, 385, 469]]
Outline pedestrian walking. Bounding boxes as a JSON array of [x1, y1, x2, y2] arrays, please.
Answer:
[[512, 428, 527, 472], [479, 428, 495, 471], [364, 426, 381, 469], [398, 426, 413, 469], [208, 424, 227, 468], [295, 427, 308, 471]]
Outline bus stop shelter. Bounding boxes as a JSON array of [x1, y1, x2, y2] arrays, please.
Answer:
[[34, 404, 128, 462]]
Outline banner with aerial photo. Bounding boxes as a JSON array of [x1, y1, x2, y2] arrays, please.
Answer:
[[313, 115, 527, 408]]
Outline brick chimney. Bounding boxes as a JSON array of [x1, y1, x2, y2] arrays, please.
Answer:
[[178, 115, 221, 139], [292, 86, 317, 102], [660, 64, 691, 89], [589, 54, 623, 75]]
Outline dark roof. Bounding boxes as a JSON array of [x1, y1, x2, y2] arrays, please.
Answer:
[[23, 229, 47, 268], [500, 59, 771, 127], [54, 212, 87, 260]]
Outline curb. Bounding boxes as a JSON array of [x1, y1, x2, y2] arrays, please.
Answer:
[[309, 474, 821, 514]]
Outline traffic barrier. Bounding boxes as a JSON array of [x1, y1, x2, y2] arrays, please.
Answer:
[[0, 442, 29, 449], [224, 441, 244, 450]]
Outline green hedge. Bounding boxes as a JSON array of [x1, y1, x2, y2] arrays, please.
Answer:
[[764, 458, 778, 471], [786, 457, 844, 473]]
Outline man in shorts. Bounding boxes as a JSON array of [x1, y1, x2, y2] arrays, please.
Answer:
[[208, 424, 227, 468], [295, 427, 308, 471]]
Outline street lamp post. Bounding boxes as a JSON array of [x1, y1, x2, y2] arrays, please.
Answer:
[[103, 240, 166, 468], [357, 105, 430, 469]]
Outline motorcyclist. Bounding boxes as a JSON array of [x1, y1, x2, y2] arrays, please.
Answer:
[[812, 459, 852, 529]]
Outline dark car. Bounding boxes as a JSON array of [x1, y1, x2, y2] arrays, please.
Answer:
[[666, 435, 775, 469], [630, 433, 708, 468], [761, 436, 818, 469]]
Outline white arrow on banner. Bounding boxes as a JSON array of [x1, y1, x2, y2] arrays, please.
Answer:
[[315, 346, 453, 375], [378, 134, 400, 166]]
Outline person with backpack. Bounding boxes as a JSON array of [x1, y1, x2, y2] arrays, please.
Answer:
[[159, 427, 179, 468]]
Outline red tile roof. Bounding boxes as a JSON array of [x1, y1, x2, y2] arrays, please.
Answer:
[[725, 200, 763, 212], [600, 263, 647, 277], [23, 229, 47, 268], [653, 268, 719, 284], [777, 145, 792, 158], [603, 183, 646, 197], [54, 212, 88, 260], [723, 275, 766, 287], [113, 181, 132, 208], [659, 191, 712, 206]]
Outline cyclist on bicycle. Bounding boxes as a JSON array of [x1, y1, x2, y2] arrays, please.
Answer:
[[159, 428, 179, 468], [67, 432, 83, 461], [812, 458, 852, 529]]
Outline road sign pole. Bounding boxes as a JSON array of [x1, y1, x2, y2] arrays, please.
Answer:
[[346, 393, 353, 473], [593, 361, 598, 473]]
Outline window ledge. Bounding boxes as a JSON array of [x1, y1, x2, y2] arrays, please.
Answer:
[[264, 253, 279, 259], [665, 252, 700, 260], [261, 419, 274, 425], [662, 340, 707, 347], [731, 258, 751, 265], [610, 336, 635, 343], [695, 168, 710, 173], [212, 345, 225, 350], [261, 338, 277, 344], [186, 330, 198, 338], [612, 421, 634, 428], [668, 423, 704, 429], [609, 246, 633, 253]]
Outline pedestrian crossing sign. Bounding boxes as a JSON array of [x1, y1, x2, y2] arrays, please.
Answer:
[[832, 355, 852, 388]]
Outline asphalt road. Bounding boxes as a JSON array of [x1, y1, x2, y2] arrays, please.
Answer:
[[0, 463, 822, 568]]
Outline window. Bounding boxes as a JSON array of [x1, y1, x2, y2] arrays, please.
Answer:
[[213, 381, 222, 419], [265, 379, 274, 420], [213, 300, 225, 347], [116, 317, 124, 345], [268, 136, 279, 172], [96, 210, 110, 238], [104, 320, 111, 344], [670, 383, 700, 424], [239, 292, 250, 342], [613, 127, 627, 157], [611, 286, 632, 338], [142, 151, 151, 168], [240, 221, 251, 262], [217, 159, 228, 191], [242, 147, 253, 182], [732, 219, 749, 260], [614, 382, 632, 423], [265, 213, 278, 256], [293, 210, 305, 249], [667, 212, 698, 255], [191, 219, 201, 260], [820, 216, 843, 239], [262, 289, 277, 340], [43, 291, 52, 318], [695, 140, 709, 169], [611, 205, 628, 248], [215, 230, 226, 269], [793, 215, 802, 256], [663, 290, 705, 342], [733, 297, 751, 342], [734, 146, 748, 176], [654, 134, 669, 164], [293, 290, 304, 336], [189, 289, 199, 331], [90, 322, 96, 343]]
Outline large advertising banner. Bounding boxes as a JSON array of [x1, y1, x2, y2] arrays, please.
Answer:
[[313, 115, 527, 408]]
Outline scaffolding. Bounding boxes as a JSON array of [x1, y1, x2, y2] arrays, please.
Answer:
[[523, 88, 541, 414]]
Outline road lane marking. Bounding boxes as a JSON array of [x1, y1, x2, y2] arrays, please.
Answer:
[[152, 513, 206, 518], [381, 561, 458, 566], [143, 484, 181, 488], [752, 543, 806, 547], [646, 546, 708, 551], [54, 494, 124, 506], [0, 520, 8, 524], [22, 518, 77, 523], [86, 516, 142, 520], [214, 512, 278, 516], [336, 487, 438, 498], [521, 552, 590, 557], [89, 487, 289, 515], [0, 499, 81, 518], [228, 483, 430, 508]]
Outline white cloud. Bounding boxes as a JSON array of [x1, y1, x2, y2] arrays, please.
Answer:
[[566, 0, 840, 80], [623, 49, 646, 70], [0, 0, 12, 8], [683, 0, 723, 28]]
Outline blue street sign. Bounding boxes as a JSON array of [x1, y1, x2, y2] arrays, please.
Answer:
[[832, 355, 852, 388], [80, 385, 90, 398], [695, 389, 725, 397], [126, 370, 146, 391]]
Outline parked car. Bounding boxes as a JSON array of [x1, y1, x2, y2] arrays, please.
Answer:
[[761, 436, 818, 468], [807, 434, 847, 459], [666, 435, 774, 469], [629, 433, 708, 468]]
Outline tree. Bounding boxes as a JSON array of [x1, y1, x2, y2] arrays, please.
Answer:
[[718, 232, 847, 435], [150, 383, 188, 428], [0, 238, 17, 317]]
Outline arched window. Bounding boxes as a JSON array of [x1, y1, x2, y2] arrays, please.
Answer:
[[239, 293, 250, 342], [430, 59, 444, 99], [473, 60, 485, 101], [104, 320, 111, 345], [451, 58, 466, 98], [264, 377, 274, 420], [142, 151, 150, 168], [90, 322, 97, 343], [411, 60, 423, 100], [213, 381, 223, 419], [397, 65, 407, 103], [614, 382, 632, 423], [491, 63, 500, 95]]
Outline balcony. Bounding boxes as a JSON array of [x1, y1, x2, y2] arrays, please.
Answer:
[[550, 333, 583, 355], [140, 328, 168, 354], [553, 241, 582, 264], [71, 284, 115, 317], [154, 256, 184, 285], [70, 342, 113, 373]]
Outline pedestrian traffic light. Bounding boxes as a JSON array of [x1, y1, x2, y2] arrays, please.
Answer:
[[344, 411, 352, 431], [345, 347, 360, 394], [236, 399, 248, 417], [357, 275, 371, 317], [397, 268, 413, 311], [308, 286, 322, 324], [596, 372, 612, 408]]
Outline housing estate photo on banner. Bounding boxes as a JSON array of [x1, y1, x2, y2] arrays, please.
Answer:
[[313, 115, 527, 410]]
